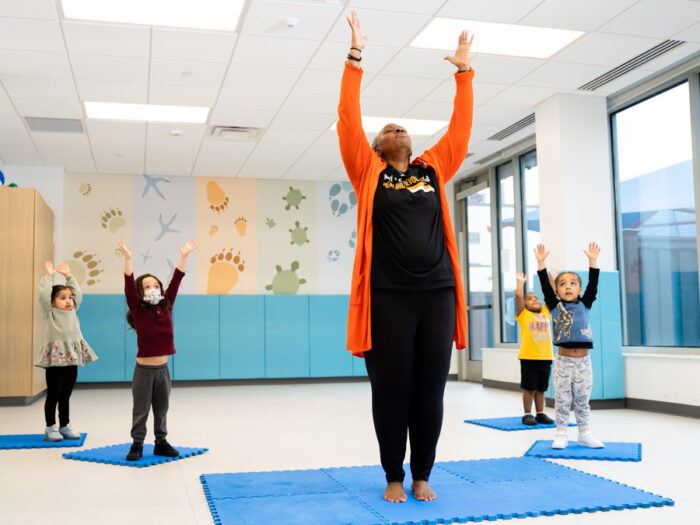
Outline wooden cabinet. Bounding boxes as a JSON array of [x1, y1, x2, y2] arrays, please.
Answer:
[[0, 188, 54, 401]]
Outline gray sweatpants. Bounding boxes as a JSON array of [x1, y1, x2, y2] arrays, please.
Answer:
[[131, 363, 171, 444], [553, 354, 593, 432]]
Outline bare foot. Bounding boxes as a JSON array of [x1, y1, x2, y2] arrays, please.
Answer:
[[412, 480, 436, 501], [383, 482, 407, 503]]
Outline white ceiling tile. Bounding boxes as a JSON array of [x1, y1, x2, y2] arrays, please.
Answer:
[[62, 21, 150, 57], [1, 75, 78, 100], [94, 155, 144, 175], [260, 128, 323, 145], [191, 161, 242, 177], [0, 115, 30, 142], [13, 97, 83, 119], [326, 9, 431, 47], [325, 165, 349, 181], [32, 131, 89, 148], [147, 143, 201, 163], [196, 139, 256, 166], [473, 104, 533, 126], [223, 63, 302, 92], [469, 55, 545, 84], [283, 91, 338, 115], [144, 159, 194, 176], [238, 161, 289, 179], [217, 89, 287, 111], [283, 142, 342, 179], [356, 96, 419, 117], [472, 82, 509, 105], [519, 61, 609, 90], [383, 48, 465, 78], [0, 18, 64, 52], [349, 0, 445, 15], [308, 42, 400, 73], [634, 41, 700, 72], [152, 28, 236, 63], [0, 50, 71, 77], [246, 142, 305, 166], [437, 0, 542, 23], [0, 94, 16, 116], [0, 0, 57, 20], [0, 141, 44, 165], [585, 67, 655, 96], [150, 59, 227, 88], [86, 120, 146, 140], [600, 0, 700, 39], [486, 85, 558, 108], [467, 123, 506, 142], [552, 33, 662, 66], [402, 99, 454, 121], [361, 74, 443, 100], [77, 79, 147, 104], [34, 136, 96, 172], [233, 35, 319, 68], [149, 84, 219, 107], [294, 69, 345, 94], [269, 110, 337, 131], [147, 122, 207, 141], [520, 0, 639, 31], [241, 0, 343, 41], [209, 106, 276, 128], [71, 54, 148, 83], [674, 21, 700, 42]]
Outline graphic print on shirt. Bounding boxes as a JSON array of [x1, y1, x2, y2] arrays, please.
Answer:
[[528, 313, 551, 343], [553, 303, 575, 342], [382, 172, 435, 193]]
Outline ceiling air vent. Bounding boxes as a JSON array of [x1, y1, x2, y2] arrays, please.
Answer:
[[487, 113, 535, 141], [210, 126, 262, 141], [25, 117, 83, 133], [578, 40, 686, 91]]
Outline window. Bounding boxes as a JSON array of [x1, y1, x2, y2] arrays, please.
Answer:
[[520, 150, 540, 284], [612, 82, 700, 347], [497, 161, 517, 343]]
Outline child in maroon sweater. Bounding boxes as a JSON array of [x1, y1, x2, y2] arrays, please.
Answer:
[[117, 239, 196, 461]]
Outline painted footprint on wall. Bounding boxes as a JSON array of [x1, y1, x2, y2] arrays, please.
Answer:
[[348, 229, 356, 249], [327, 250, 340, 262], [66, 250, 103, 286], [265, 261, 306, 295], [207, 181, 229, 213], [207, 248, 245, 294], [100, 208, 126, 233], [265, 218, 276, 229], [282, 186, 306, 211], [78, 183, 92, 196], [329, 182, 357, 217], [289, 221, 309, 246], [235, 217, 247, 236], [209, 226, 218, 236]]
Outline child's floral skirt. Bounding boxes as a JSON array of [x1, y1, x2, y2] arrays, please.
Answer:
[[35, 340, 98, 368]]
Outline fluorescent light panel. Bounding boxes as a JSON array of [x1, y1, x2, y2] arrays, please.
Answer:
[[61, 0, 244, 31], [85, 102, 209, 123], [411, 18, 583, 59], [331, 116, 448, 136]]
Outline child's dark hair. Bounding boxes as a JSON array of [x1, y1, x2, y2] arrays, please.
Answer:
[[51, 285, 71, 304], [555, 271, 582, 288], [126, 273, 172, 329]]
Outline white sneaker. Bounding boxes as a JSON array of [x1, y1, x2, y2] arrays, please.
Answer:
[[552, 430, 568, 449], [577, 432, 604, 448], [44, 426, 63, 442], [59, 425, 81, 440]]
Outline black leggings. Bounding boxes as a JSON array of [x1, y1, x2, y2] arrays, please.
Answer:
[[44, 366, 78, 427], [365, 287, 456, 483]]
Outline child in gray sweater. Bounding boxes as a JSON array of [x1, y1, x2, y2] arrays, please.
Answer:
[[36, 261, 98, 441]]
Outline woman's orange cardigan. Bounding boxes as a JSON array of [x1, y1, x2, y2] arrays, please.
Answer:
[[337, 63, 474, 356]]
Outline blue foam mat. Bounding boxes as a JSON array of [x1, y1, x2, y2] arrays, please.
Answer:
[[63, 443, 207, 467], [200, 457, 673, 525], [525, 440, 642, 461], [0, 433, 87, 449], [465, 416, 576, 431]]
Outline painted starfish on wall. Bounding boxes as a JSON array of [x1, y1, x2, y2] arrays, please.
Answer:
[[142, 174, 170, 200]]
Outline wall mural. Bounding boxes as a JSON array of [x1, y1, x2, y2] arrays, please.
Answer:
[[61, 174, 356, 295]]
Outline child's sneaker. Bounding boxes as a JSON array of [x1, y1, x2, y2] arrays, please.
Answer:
[[44, 426, 63, 442], [577, 432, 604, 448], [153, 440, 179, 457], [126, 443, 143, 461], [58, 425, 81, 440], [552, 430, 568, 449], [522, 414, 537, 425], [535, 413, 554, 425]]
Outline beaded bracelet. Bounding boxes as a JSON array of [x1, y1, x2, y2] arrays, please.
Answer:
[[347, 54, 361, 62]]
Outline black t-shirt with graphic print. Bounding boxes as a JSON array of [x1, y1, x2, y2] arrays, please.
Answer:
[[371, 163, 455, 290]]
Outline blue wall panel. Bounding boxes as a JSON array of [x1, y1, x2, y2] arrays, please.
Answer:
[[77, 295, 126, 382], [265, 296, 310, 378], [173, 295, 220, 380], [220, 296, 265, 379], [352, 354, 368, 377], [309, 296, 352, 377], [599, 272, 624, 399]]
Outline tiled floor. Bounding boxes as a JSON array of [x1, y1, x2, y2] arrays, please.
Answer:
[[1, 380, 698, 524]]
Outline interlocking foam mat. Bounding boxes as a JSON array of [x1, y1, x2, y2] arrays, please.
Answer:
[[62, 443, 207, 467], [464, 416, 576, 431], [0, 433, 87, 449], [200, 456, 672, 524], [525, 440, 642, 462]]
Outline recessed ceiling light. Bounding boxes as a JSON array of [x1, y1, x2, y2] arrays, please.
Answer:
[[169, 129, 184, 137], [85, 102, 209, 124], [61, 0, 245, 31], [330, 116, 448, 136], [411, 18, 583, 59]]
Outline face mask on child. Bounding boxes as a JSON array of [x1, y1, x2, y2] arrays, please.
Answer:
[[143, 288, 163, 305]]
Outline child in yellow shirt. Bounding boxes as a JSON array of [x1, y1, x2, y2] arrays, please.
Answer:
[[515, 273, 554, 425]]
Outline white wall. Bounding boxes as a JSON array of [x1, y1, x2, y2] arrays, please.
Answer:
[[624, 353, 700, 406], [482, 347, 520, 384], [1, 165, 65, 261]]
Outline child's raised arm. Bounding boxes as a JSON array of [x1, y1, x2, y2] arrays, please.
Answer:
[[535, 244, 559, 310], [176, 240, 197, 272], [55, 261, 82, 310], [515, 273, 527, 317], [581, 242, 601, 308], [118, 241, 133, 276], [38, 261, 56, 314]]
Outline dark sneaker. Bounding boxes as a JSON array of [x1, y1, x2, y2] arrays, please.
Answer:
[[536, 413, 554, 425], [126, 443, 143, 461], [153, 440, 179, 457], [522, 414, 537, 426]]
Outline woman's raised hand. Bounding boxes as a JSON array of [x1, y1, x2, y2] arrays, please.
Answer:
[[346, 10, 367, 50], [117, 241, 132, 259], [444, 30, 474, 72], [44, 261, 56, 275]]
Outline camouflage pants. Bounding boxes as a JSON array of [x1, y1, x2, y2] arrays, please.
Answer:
[[553, 354, 593, 432]]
